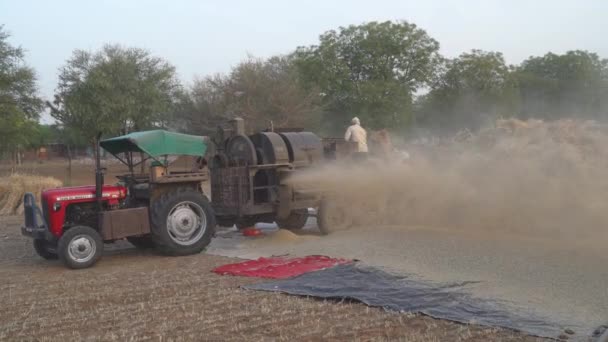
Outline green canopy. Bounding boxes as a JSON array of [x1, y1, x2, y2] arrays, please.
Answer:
[[100, 130, 207, 163]]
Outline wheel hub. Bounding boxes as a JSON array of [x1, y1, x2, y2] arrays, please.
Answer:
[[68, 236, 96, 263], [166, 202, 207, 246]]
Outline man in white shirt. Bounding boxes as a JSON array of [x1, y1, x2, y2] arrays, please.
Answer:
[[344, 117, 368, 153]]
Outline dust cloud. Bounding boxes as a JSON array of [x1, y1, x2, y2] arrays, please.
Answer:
[[291, 119, 608, 242]]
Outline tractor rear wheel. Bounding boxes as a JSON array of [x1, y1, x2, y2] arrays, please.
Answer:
[[317, 198, 351, 235], [276, 209, 308, 230], [127, 235, 156, 249], [33, 239, 58, 260], [150, 188, 216, 256], [57, 226, 103, 269]]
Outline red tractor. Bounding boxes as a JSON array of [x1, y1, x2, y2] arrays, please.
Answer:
[[22, 130, 216, 269]]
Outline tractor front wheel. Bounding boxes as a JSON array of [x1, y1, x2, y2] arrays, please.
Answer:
[[150, 188, 216, 256], [33, 239, 58, 260], [57, 226, 103, 269]]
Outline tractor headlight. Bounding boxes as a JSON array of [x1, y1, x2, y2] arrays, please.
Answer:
[[53, 202, 61, 212]]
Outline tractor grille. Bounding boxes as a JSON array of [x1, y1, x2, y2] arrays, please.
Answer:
[[210, 166, 250, 214]]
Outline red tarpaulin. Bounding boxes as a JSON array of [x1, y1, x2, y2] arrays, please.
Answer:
[[213, 255, 352, 279]]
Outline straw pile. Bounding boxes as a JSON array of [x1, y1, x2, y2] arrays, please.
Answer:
[[0, 174, 62, 216]]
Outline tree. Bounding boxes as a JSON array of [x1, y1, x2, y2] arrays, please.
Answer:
[[293, 21, 441, 133], [50, 44, 182, 156], [50, 124, 88, 184], [515, 50, 608, 120], [227, 55, 322, 131], [27, 123, 53, 151], [0, 25, 43, 168], [175, 73, 231, 135], [417, 50, 518, 132], [181, 55, 322, 134]]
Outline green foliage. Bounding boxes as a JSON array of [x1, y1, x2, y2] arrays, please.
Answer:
[[26, 123, 52, 148], [181, 55, 322, 134], [417, 50, 517, 132], [5, 21, 608, 144], [293, 21, 441, 133], [50, 44, 181, 143], [515, 50, 608, 120], [0, 25, 43, 154], [29, 124, 87, 149]]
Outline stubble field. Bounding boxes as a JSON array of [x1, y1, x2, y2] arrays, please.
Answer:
[[0, 215, 543, 341]]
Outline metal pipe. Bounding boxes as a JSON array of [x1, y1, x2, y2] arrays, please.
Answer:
[[230, 117, 245, 136], [94, 132, 104, 212]]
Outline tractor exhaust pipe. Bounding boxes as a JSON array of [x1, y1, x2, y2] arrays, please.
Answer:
[[95, 132, 104, 212]]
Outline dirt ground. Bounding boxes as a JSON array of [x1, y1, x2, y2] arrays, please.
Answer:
[[0, 160, 546, 341], [0, 215, 546, 341]]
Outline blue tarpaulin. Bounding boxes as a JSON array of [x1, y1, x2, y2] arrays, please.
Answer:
[[245, 263, 587, 340]]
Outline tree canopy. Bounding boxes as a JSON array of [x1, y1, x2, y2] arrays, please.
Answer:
[[515, 50, 608, 120], [294, 21, 441, 133], [50, 44, 181, 145], [418, 50, 518, 132], [179, 55, 322, 135], [0, 25, 43, 156], [3, 19, 608, 159]]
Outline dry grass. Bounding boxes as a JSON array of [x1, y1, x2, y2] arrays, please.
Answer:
[[0, 216, 544, 341], [0, 174, 62, 216], [0, 159, 130, 186]]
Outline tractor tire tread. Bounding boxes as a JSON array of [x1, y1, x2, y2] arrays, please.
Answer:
[[57, 225, 103, 269], [33, 239, 58, 260], [149, 187, 216, 256]]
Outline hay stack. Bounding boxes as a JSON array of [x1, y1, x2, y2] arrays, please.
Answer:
[[0, 174, 62, 216]]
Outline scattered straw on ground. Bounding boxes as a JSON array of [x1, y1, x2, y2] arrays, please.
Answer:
[[0, 174, 62, 216]]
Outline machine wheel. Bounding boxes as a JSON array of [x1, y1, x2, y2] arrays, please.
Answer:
[[57, 226, 103, 269], [150, 188, 216, 256], [33, 239, 58, 260], [276, 209, 308, 230], [317, 198, 351, 235], [127, 236, 156, 249]]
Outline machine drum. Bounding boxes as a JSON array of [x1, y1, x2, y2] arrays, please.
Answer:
[[225, 134, 258, 166], [279, 132, 324, 167], [249, 132, 290, 165]]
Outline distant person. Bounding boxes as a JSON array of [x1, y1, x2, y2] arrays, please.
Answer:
[[344, 117, 368, 153]]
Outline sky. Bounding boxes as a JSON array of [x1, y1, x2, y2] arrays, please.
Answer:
[[1, 0, 607, 123]]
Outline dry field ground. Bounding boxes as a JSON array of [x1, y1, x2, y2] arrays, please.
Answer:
[[0, 160, 545, 341], [0, 216, 545, 341]]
